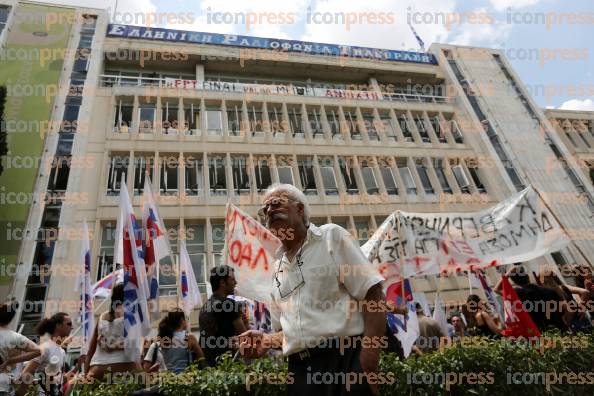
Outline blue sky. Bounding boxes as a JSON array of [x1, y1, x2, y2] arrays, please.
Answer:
[[43, 0, 593, 110]]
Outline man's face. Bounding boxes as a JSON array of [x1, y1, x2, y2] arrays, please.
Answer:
[[260, 191, 304, 234], [224, 272, 237, 295], [451, 316, 464, 331]]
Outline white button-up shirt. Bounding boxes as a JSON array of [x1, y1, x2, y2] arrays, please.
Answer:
[[269, 223, 384, 355]]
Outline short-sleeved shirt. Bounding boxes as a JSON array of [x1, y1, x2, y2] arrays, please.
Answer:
[[269, 223, 384, 355], [32, 339, 65, 373], [0, 330, 37, 392], [198, 295, 241, 366]]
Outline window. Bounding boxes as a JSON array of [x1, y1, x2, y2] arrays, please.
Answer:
[[232, 156, 250, 194], [449, 118, 464, 143], [254, 157, 272, 192], [430, 115, 445, 143], [138, 105, 156, 133], [397, 159, 416, 195], [452, 163, 471, 193], [61, 104, 80, 132], [185, 155, 203, 196], [298, 157, 317, 195], [0, 6, 10, 34], [288, 107, 304, 137], [47, 156, 70, 192], [415, 159, 435, 194], [379, 113, 397, 141], [209, 155, 227, 195], [344, 109, 361, 140], [226, 103, 242, 136], [327, 108, 341, 138], [399, 114, 414, 142], [360, 160, 378, 194], [278, 166, 294, 185], [98, 223, 117, 281], [206, 106, 223, 135], [78, 33, 93, 48], [354, 220, 370, 246], [106, 155, 129, 195], [414, 114, 431, 143], [114, 100, 133, 133], [467, 163, 486, 193], [379, 161, 398, 195], [56, 133, 74, 156], [248, 104, 264, 136], [73, 57, 89, 73], [161, 101, 179, 134], [320, 158, 338, 195], [133, 155, 154, 195], [308, 107, 323, 138], [339, 157, 358, 194], [268, 105, 284, 136], [362, 112, 379, 141], [184, 102, 201, 135], [211, 223, 225, 268], [185, 224, 206, 286], [159, 223, 178, 296], [159, 155, 179, 195], [433, 158, 452, 194]]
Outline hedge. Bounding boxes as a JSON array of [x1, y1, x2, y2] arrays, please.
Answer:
[[75, 330, 594, 396]]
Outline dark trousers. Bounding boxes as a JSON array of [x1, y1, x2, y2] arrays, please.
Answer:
[[287, 337, 373, 396]]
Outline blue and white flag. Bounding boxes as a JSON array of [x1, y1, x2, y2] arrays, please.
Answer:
[[142, 176, 170, 319], [119, 177, 151, 361], [408, 22, 425, 52], [179, 239, 201, 316], [75, 220, 94, 354]]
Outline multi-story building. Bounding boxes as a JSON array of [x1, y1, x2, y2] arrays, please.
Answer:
[[2, 1, 594, 341]]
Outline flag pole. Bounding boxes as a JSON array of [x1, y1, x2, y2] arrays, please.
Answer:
[[395, 213, 407, 328]]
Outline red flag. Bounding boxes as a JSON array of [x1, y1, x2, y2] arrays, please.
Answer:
[[500, 275, 541, 338]]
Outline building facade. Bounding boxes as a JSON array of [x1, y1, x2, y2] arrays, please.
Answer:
[[2, 1, 594, 340]]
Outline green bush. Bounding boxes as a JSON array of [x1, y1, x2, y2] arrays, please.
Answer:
[[76, 331, 594, 396]]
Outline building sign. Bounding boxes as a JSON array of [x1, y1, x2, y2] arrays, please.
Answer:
[[107, 24, 437, 65], [164, 78, 382, 100]]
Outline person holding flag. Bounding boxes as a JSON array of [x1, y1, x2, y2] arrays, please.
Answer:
[[142, 176, 170, 320], [238, 184, 385, 395], [76, 221, 94, 355]]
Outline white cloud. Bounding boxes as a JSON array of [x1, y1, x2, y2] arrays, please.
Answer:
[[446, 10, 512, 47], [558, 99, 594, 111], [300, 0, 456, 51], [488, 0, 542, 12]]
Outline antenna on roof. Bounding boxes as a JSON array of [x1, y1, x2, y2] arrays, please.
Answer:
[[407, 22, 426, 52]]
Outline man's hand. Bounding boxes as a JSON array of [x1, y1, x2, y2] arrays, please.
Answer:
[[238, 330, 270, 358], [359, 347, 380, 395]]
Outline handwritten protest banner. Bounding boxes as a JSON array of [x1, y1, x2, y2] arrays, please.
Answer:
[[223, 204, 282, 302], [362, 186, 569, 278]]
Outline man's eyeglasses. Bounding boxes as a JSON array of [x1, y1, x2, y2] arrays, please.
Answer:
[[274, 248, 305, 298], [258, 196, 296, 217]]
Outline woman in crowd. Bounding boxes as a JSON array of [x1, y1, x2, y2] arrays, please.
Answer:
[[143, 310, 204, 374], [16, 312, 75, 396], [0, 302, 41, 396], [85, 284, 141, 382], [462, 295, 502, 337]]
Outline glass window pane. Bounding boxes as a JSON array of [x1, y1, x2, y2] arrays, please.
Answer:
[[278, 166, 294, 185], [361, 166, 378, 194], [380, 167, 398, 195], [320, 166, 338, 195]]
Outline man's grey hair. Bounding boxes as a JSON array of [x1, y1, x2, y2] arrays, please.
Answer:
[[264, 183, 310, 225]]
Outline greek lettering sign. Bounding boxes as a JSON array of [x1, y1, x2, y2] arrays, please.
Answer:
[[362, 187, 569, 279], [107, 24, 437, 65]]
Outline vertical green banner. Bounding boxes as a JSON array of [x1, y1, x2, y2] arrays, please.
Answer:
[[0, 3, 74, 287]]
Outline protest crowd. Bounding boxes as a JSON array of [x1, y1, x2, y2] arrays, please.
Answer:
[[1, 182, 594, 395]]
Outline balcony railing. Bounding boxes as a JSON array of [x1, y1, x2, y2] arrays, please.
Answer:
[[99, 75, 451, 104]]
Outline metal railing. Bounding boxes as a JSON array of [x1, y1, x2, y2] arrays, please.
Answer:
[[99, 75, 451, 104]]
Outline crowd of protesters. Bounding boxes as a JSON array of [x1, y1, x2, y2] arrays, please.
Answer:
[[1, 183, 594, 395]]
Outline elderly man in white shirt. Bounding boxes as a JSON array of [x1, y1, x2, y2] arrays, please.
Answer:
[[239, 183, 386, 395]]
